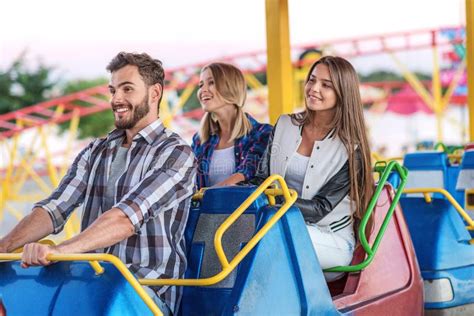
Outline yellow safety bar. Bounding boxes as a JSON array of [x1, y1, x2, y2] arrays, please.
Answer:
[[371, 152, 403, 164], [447, 153, 463, 164], [403, 188, 474, 244], [191, 188, 207, 201], [0, 253, 162, 316], [140, 174, 297, 287], [0, 176, 295, 314]]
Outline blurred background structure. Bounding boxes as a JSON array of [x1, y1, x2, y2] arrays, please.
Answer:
[[0, 0, 470, 237]]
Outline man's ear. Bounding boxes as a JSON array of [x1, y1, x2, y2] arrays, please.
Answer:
[[150, 83, 163, 103]]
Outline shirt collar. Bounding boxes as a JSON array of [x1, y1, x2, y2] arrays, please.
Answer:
[[137, 118, 165, 144], [298, 125, 336, 140], [106, 118, 165, 145]]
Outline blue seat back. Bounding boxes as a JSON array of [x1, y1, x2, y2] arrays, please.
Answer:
[[402, 151, 474, 309], [399, 196, 474, 309], [0, 262, 152, 315], [400, 198, 472, 271], [180, 186, 267, 316], [403, 151, 462, 202], [403, 151, 448, 191], [180, 186, 338, 315], [456, 150, 474, 207]]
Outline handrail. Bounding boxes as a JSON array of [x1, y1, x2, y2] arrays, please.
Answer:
[[264, 187, 282, 206], [0, 253, 162, 316], [403, 188, 474, 234], [325, 160, 409, 272], [371, 152, 403, 164], [191, 188, 207, 201], [447, 153, 463, 166], [434, 142, 464, 154], [11, 239, 104, 274], [140, 174, 297, 286], [434, 142, 448, 152]]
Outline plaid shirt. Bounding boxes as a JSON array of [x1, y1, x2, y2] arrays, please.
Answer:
[[35, 119, 196, 313], [192, 114, 272, 188]]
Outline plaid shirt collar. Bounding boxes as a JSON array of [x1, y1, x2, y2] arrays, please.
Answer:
[[105, 118, 165, 145]]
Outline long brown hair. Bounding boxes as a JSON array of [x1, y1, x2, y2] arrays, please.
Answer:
[[298, 56, 374, 228], [198, 62, 252, 143]]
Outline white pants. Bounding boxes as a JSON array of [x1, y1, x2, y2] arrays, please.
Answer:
[[306, 223, 356, 281]]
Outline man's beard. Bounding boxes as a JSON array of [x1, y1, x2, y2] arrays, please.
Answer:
[[113, 94, 150, 130]]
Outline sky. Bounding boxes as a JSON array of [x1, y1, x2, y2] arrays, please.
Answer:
[[0, 0, 466, 80]]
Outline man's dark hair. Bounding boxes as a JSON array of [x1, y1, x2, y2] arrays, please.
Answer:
[[106, 52, 165, 88]]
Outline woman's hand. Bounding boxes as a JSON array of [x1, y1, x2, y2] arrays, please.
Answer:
[[213, 173, 246, 187]]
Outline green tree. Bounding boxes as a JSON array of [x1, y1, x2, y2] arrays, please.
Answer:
[[60, 78, 113, 139], [0, 52, 57, 114]]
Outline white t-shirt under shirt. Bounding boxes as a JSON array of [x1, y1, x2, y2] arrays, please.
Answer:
[[208, 146, 235, 186], [284, 152, 310, 196], [284, 149, 354, 282]]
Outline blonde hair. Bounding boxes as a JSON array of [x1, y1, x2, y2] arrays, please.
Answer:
[[296, 56, 374, 230], [198, 63, 252, 143]]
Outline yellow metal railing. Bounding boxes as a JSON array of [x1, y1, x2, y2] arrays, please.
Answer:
[[10, 239, 105, 281], [0, 177, 295, 315], [403, 188, 474, 244], [141, 174, 297, 286], [191, 188, 207, 201], [371, 152, 403, 165], [0, 252, 162, 316]]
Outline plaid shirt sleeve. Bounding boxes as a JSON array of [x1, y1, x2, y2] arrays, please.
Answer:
[[34, 142, 93, 233], [191, 133, 200, 153], [115, 143, 196, 232], [249, 127, 275, 186], [235, 122, 273, 181], [191, 133, 204, 188]]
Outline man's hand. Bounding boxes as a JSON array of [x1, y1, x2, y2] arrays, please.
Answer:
[[21, 243, 61, 268]]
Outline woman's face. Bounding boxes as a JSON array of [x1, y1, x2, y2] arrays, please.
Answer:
[[198, 68, 228, 113], [304, 63, 337, 113]]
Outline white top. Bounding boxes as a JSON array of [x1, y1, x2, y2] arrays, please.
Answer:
[[208, 146, 236, 186], [284, 152, 310, 196], [271, 114, 353, 229]]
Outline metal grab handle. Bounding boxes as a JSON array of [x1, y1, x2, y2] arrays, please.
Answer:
[[264, 187, 285, 205], [11, 239, 104, 274], [403, 187, 474, 233], [434, 142, 448, 152], [0, 253, 162, 316], [140, 174, 297, 287], [371, 152, 403, 164], [325, 160, 409, 272], [191, 188, 207, 201]]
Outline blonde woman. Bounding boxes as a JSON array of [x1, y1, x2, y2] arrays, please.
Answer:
[[251, 56, 374, 281], [192, 63, 272, 189]]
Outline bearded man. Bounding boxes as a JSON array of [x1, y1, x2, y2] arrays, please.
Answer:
[[0, 52, 196, 315]]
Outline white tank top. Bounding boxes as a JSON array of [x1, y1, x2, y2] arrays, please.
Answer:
[[284, 152, 310, 196], [208, 146, 236, 186]]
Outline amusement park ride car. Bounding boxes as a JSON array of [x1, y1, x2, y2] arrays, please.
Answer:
[[1, 0, 474, 315]]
